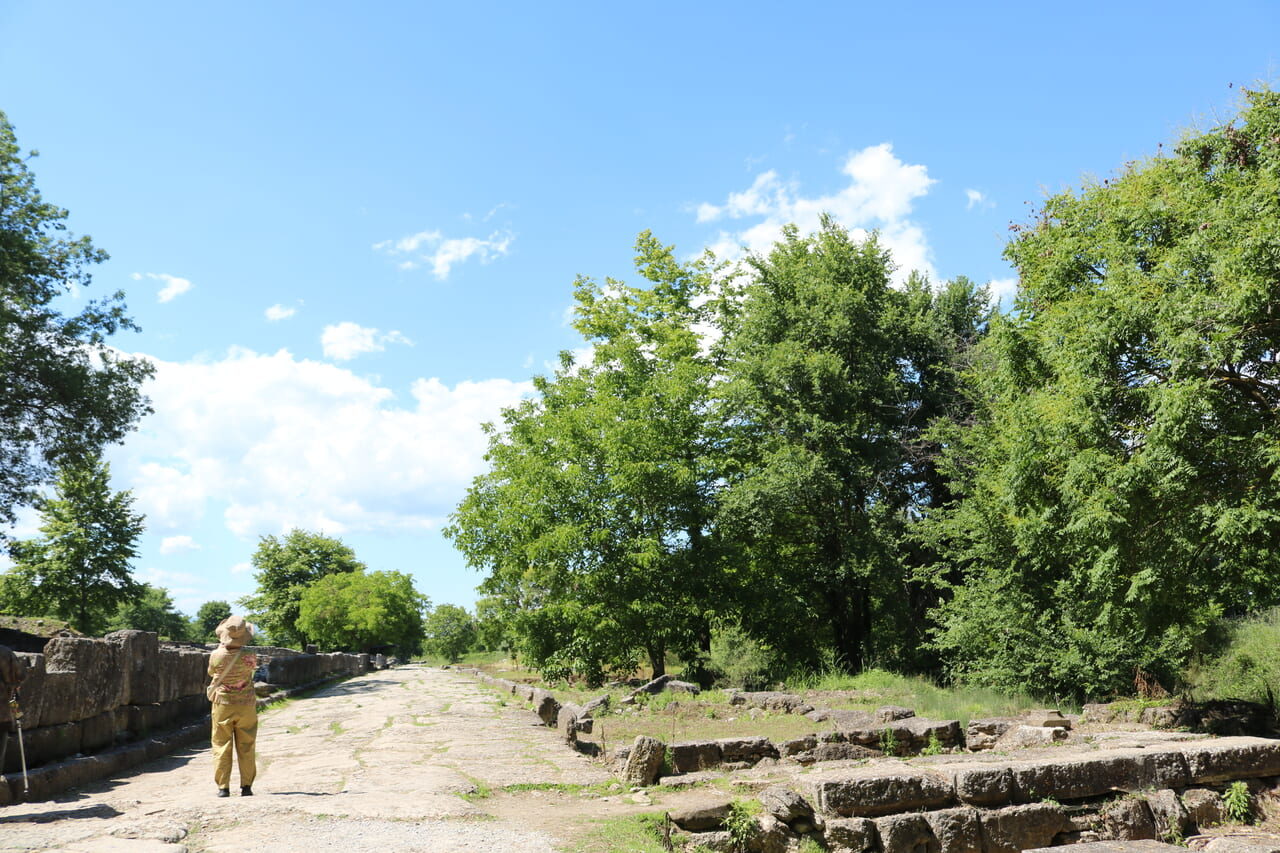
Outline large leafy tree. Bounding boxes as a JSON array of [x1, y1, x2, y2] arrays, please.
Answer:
[[715, 217, 989, 674], [447, 233, 728, 683], [193, 599, 232, 641], [0, 454, 144, 635], [0, 111, 154, 531], [423, 603, 476, 663], [928, 88, 1280, 700], [296, 569, 428, 654], [239, 528, 365, 648]]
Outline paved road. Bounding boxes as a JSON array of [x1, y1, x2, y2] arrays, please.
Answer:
[[0, 665, 627, 852]]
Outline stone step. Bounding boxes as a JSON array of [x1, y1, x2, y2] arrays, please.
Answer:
[[1026, 843, 1188, 853]]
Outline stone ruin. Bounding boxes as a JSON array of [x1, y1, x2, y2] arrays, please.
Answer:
[[1, 629, 375, 803], [460, 668, 1280, 853]]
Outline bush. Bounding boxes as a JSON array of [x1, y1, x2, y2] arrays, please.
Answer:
[[708, 623, 776, 690], [1187, 608, 1280, 705]]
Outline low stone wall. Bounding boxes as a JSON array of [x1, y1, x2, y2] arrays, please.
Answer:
[[1, 630, 371, 801]]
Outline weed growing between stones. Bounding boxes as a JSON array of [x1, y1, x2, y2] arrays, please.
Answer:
[[723, 798, 761, 851], [1224, 781, 1253, 823], [921, 730, 944, 756], [878, 727, 899, 756]]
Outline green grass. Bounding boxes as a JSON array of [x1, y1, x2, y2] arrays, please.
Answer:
[[566, 813, 673, 853]]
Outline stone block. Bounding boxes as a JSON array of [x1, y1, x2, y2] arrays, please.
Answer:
[[1025, 843, 1189, 853], [731, 691, 807, 712], [923, 806, 983, 853], [14, 720, 81, 770], [1182, 787, 1226, 828], [1146, 789, 1190, 841], [670, 800, 732, 831], [105, 630, 160, 705], [531, 688, 560, 726], [808, 765, 954, 817], [44, 637, 126, 720], [759, 785, 814, 825], [780, 736, 817, 757], [943, 762, 1013, 807], [965, 719, 1013, 751], [1100, 797, 1157, 841], [979, 803, 1070, 853], [1183, 737, 1280, 784], [556, 702, 581, 745], [796, 742, 880, 765], [824, 816, 877, 852], [671, 740, 722, 773], [875, 812, 937, 853], [79, 709, 122, 752], [716, 735, 777, 763], [875, 705, 916, 722], [680, 830, 734, 851], [623, 735, 664, 786]]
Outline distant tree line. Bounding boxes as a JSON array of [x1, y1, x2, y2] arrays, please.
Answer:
[[448, 88, 1280, 700]]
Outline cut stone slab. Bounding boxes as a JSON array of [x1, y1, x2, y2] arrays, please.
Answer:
[[807, 764, 953, 817], [1025, 843, 1189, 853]]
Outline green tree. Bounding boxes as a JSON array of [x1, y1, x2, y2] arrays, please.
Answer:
[[0, 454, 144, 635], [927, 88, 1280, 700], [296, 570, 428, 654], [192, 599, 232, 641], [0, 111, 154, 531], [238, 529, 365, 648], [109, 583, 190, 639], [447, 233, 728, 683], [424, 603, 476, 662], [714, 217, 987, 673]]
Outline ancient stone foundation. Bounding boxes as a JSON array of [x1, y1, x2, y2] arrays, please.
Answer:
[[1, 630, 371, 803]]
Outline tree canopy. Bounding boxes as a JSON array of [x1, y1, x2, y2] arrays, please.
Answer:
[[239, 528, 365, 648], [926, 87, 1280, 699], [297, 569, 428, 654], [0, 454, 144, 636], [0, 111, 153, 531]]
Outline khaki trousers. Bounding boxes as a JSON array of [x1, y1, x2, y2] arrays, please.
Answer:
[[211, 701, 257, 789]]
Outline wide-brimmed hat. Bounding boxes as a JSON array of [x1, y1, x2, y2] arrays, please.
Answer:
[[215, 615, 254, 649]]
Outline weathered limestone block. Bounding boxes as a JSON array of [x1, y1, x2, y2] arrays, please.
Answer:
[[748, 814, 795, 853], [632, 674, 674, 696], [664, 679, 701, 694], [717, 735, 777, 764], [1182, 737, 1280, 784], [923, 806, 983, 853], [79, 708, 125, 752], [531, 688, 560, 726], [1100, 797, 1157, 841], [556, 702, 582, 745], [1182, 787, 1226, 828], [680, 830, 734, 851], [671, 740, 722, 773], [940, 762, 1013, 807], [759, 785, 814, 825], [824, 816, 877, 852], [1026, 709, 1071, 728], [1025, 843, 1189, 853], [43, 637, 126, 722], [157, 647, 208, 702], [780, 735, 817, 757], [875, 812, 937, 853], [979, 802, 1070, 853], [876, 705, 916, 722], [966, 719, 1013, 751], [105, 630, 160, 705], [10, 721, 81, 771], [358, 653, 370, 673], [0, 651, 42, 729], [995, 725, 1070, 749], [1146, 788, 1191, 841], [731, 691, 808, 713], [515, 684, 535, 702], [1197, 838, 1280, 853], [1009, 748, 1189, 803], [794, 742, 880, 765], [808, 765, 954, 817], [900, 717, 964, 750], [582, 693, 611, 716], [669, 800, 733, 831], [623, 735, 665, 786]]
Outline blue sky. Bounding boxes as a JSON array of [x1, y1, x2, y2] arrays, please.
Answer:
[[1, 2, 1277, 620]]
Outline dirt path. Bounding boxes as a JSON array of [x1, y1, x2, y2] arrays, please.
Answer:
[[0, 665, 681, 852]]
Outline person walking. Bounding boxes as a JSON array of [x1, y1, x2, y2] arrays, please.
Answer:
[[208, 615, 258, 797]]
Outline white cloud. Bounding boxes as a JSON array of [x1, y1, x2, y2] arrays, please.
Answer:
[[160, 535, 200, 555], [694, 143, 937, 284], [265, 304, 297, 321], [230, 562, 252, 576], [989, 277, 1019, 306], [965, 189, 986, 209], [114, 347, 534, 541], [321, 322, 412, 361], [374, 228, 513, 279], [133, 272, 194, 303]]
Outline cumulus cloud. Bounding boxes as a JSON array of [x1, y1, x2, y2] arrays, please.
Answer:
[[133, 272, 194, 303], [694, 143, 937, 283], [373, 228, 513, 279], [989, 277, 1019, 306], [160, 535, 200, 555], [265, 304, 297, 321], [965, 189, 985, 209], [321, 322, 412, 361], [114, 347, 533, 541]]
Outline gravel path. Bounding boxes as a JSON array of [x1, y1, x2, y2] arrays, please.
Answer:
[[0, 665, 637, 852]]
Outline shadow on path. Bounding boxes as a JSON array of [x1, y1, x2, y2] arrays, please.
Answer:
[[0, 803, 123, 823]]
